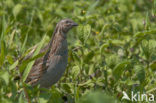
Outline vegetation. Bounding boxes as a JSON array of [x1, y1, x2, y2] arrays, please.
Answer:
[[0, 0, 156, 103]]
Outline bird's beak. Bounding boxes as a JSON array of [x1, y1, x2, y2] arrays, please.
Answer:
[[72, 22, 78, 26]]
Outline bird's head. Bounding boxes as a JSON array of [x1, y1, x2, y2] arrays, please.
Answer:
[[56, 19, 78, 34]]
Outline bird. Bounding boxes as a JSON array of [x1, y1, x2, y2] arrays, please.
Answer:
[[24, 19, 78, 88]]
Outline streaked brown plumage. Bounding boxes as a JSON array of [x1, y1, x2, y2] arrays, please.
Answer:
[[25, 19, 78, 88]]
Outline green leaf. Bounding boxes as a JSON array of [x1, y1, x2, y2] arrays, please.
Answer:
[[0, 40, 5, 66], [62, 83, 72, 93], [135, 65, 145, 83], [74, 85, 80, 102], [9, 60, 19, 70], [100, 43, 109, 54], [111, 40, 124, 46], [7, 55, 14, 64], [21, 33, 28, 53], [86, 0, 99, 15], [72, 52, 81, 63], [49, 87, 63, 103], [8, 30, 16, 48], [0, 71, 9, 85], [18, 93, 26, 103], [113, 61, 130, 80], [77, 25, 84, 43], [78, 91, 119, 103], [5, 0, 14, 7], [77, 25, 91, 44], [84, 24, 91, 43], [150, 60, 156, 71], [79, 80, 94, 87], [105, 55, 120, 69], [1, 15, 7, 38], [39, 92, 50, 103], [72, 66, 80, 79], [120, 79, 139, 86], [134, 32, 145, 38], [13, 4, 23, 17], [84, 50, 94, 63], [141, 40, 150, 59]]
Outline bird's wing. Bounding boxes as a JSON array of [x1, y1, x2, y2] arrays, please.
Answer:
[[25, 44, 52, 86], [27, 55, 62, 87], [25, 56, 50, 85], [14, 44, 48, 81]]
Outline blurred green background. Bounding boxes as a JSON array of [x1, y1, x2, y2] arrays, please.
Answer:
[[0, 0, 156, 103]]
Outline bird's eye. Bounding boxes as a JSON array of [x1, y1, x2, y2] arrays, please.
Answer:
[[66, 21, 71, 24]]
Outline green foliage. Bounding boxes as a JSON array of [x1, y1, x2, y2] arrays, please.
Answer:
[[22, 34, 46, 82], [0, 0, 156, 102], [113, 60, 130, 81], [78, 91, 118, 103]]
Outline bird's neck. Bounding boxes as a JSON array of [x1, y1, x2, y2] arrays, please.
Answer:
[[49, 31, 67, 55]]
